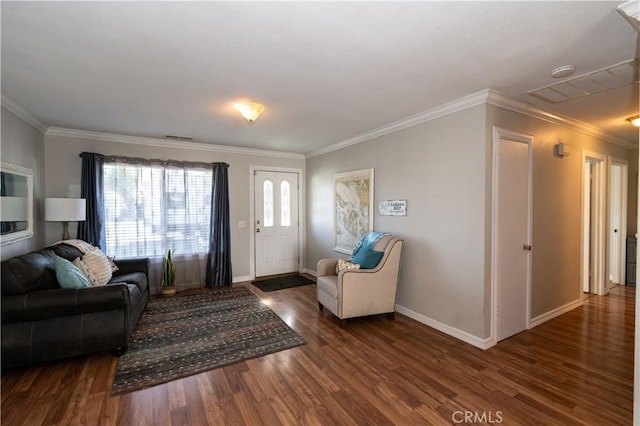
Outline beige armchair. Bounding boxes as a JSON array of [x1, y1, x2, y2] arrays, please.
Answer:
[[316, 235, 404, 327]]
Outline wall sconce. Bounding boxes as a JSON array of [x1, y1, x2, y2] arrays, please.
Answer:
[[45, 198, 86, 240], [627, 115, 640, 127], [233, 102, 264, 123], [554, 143, 569, 157]]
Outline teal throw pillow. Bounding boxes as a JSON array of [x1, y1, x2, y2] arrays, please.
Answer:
[[55, 256, 90, 289], [351, 250, 384, 269]]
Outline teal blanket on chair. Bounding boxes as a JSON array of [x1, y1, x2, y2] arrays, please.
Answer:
[[351, 231, 389, 259]]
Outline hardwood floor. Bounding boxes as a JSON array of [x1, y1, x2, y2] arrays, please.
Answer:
[[2, 283, 634, 425]]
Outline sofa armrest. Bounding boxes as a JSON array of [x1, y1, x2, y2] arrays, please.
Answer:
[[2, 284, 130, 324], [113, 257, 150, 278], [317, 259, 338, 277]]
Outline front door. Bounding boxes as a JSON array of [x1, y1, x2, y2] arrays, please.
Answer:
[[254, 171, 299, 277]]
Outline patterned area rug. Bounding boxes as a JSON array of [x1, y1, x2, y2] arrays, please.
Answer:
[[111, 286, 306, 395], [252, 274, 315, 292]]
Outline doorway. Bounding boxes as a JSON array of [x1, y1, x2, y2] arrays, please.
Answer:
[[252, 169, 301, 278], [491, 128, 533, 342], [582, 152, 606, 295]]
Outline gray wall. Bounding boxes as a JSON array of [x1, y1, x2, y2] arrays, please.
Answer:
[[306, 102, 637, 342], [43, 134, 305, 280], [306, 105, 490, 338], [0, 107, 45, 260], [486, 105, 637, 319]]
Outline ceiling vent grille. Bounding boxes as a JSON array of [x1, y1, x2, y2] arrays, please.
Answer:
[[618, 0, 640, 32], [527, 59, 639, 104], [165, 135, 193, 141]]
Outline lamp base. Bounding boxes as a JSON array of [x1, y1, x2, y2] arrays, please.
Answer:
[[62, 222, 70, 240]]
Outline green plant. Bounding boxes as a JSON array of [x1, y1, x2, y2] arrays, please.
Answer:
[[162, 249, 176, 288]]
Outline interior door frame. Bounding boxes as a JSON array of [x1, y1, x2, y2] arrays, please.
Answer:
[[581, 150, 607, 295], [490, 127, 533, 345], [607, 156, 628, 287], [249, 166, 305, 280]]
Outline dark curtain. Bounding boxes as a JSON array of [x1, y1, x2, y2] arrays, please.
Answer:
[[205, 162, 232, 287], [0, 172, 9, 234], [77, 152, 105, 248]]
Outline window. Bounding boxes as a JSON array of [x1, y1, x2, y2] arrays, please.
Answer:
[[263, 179, 274, 227], [281, 180, 291, 226], [103, 161, 212, 258]]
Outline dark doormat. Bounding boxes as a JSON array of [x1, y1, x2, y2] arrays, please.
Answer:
[[252, 274, 315, 292]]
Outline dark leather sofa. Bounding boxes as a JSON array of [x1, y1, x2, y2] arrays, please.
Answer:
[[1, 243, 149, 369]]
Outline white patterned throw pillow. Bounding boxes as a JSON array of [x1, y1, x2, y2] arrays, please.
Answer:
[[336, 258, 360, 274], [77, 248, 115, 286], [73, 257, 100, 286]]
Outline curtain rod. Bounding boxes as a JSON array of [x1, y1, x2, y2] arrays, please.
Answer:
[[78, 152, 228, 168]]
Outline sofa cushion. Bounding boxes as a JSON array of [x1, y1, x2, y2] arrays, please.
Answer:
[[55, 256, 90, 289], [2, 245, 84, 296], [51, 244, 84, 261], [109, 272, 148, 295], [1, 249, 59, 295]]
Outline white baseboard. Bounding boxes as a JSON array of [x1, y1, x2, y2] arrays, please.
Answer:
[[529, 298, 583, 329], [302, 268, 317, 277], [395, 304, 495, 350]]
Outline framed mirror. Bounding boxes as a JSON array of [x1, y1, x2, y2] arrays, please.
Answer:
[[1, 161, 33, 245]]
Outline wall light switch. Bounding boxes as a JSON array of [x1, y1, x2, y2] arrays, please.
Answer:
[[239, 220, 247, 228]]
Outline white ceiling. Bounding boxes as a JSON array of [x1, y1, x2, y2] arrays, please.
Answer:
[[2, 1, 638, 154]]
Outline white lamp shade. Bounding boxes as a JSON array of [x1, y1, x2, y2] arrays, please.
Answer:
[[1, 196, 28, 221], [45, 198, 86, 222]]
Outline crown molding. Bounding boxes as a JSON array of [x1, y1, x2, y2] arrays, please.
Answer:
[[485, 89, 635, 149], [45, 127, 306, 160], [306, 88, 634, 159], [306, 90, 491, 159], [1, 95, 48, 133]]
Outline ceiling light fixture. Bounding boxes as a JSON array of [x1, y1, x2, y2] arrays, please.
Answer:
[[233, 102, 264, 123], [627, 115, 640, 127], [551, 65, 576, 79]]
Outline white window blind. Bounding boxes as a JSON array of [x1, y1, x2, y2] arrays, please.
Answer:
[[103, 161, 212, 258]]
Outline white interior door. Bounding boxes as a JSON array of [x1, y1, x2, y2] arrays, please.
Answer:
[[583, 162, 592, 293], [609, 164, 622, 284], [254, 171, 299, 277], [608, 160, 627, 287], [582, 152, 606, 296], [495, 134, 532, 342]]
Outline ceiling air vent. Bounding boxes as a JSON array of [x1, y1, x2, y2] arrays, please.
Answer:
[[164, 135, 193, 141], [618, 0, 640, 32], [527, 59, 639, 104]]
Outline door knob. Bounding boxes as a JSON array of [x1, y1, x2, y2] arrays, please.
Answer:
[[256, 228, 261, 233], [523, 244, 532, 251]]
